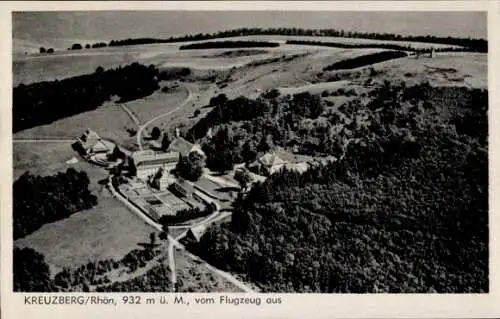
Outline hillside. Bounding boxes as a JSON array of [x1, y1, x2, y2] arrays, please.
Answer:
[[12, 25, 488, 294], [192, 81, 488, 293]]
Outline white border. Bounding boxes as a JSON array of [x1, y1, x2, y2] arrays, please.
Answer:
[[1, 2, 499, 319]]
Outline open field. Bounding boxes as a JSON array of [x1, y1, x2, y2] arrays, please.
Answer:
[[14, 33, 462, 85], [125, 84, 189, 124], [351, 52, 487, 89], [14, 51, 140, 86], [205, 35, 462, 49], [13, 102, 136, 148], [14, 195, 156, 272], [12, 142, 108, 182], [13, 140, 157, 273], [13, 42, 486, 154]]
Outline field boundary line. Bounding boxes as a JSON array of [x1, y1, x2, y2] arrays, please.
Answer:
[[120, 104, 141, 127]]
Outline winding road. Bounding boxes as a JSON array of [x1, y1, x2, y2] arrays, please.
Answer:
[[108, 178, 254, 293], [136, 84, 193, 151], [109, 79, 263, 292]]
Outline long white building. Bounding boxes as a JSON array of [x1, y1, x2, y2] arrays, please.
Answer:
[[130, 150, 179, 181]]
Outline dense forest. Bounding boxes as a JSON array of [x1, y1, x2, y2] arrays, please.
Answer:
[[189, 82, 488, 293], [14, 247, 57, 292], [13, 168, 97, 239], [106, 27, 487, 52], [323, 51, 408, 71], [13, 62, 160, 132], [179, 41, 280, 50]]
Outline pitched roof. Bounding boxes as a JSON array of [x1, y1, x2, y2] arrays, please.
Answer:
[[258, 152, 286, 167], [187, 224, 208, 242], [91, 140, 109, 153], [78, 129, 101, 150], [132, 150, 180, 167]]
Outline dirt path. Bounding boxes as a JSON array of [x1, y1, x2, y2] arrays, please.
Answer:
[[120, 104, 141, 127], [136, 84, 193, 151]]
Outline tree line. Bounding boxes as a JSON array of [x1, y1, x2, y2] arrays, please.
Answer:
[[323, 50, 408, 71], [179, 41, 280, 50], [158, 203, 216, 225], [288, 39, 419, 51], [287, 39, 486, 53], [68, 42, 108, 51], [288, 40, 444, 52], [105, 27, 487, 52], [14, 62, 160, 132], [13, 168, 98, 240], [39, 47, 54, 54], [189, 81, 488, 293]]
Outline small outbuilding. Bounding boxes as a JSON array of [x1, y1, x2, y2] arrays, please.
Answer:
[[75, 129, 112, 155]]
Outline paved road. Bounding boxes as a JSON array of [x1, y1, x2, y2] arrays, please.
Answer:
[[168, 239, 176, 291], [136, 85, 193, 151], [108, 179, 254, 292]]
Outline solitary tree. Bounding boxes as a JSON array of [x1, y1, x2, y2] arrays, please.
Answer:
[[109, 145, 125, 161], [39, 47, 46, 54], [176, 151, 205, 181], [209, 93, 228, 106], [149, 232, 157, 248], [47, 48, 54, 54], [234, 168, 253, 192], [71, 43, 82, 50], [257, 134, 273, 152], [151, 126, 161, 140], [262, 88, 280, 100], [85, 44, 91, 49], [158, 221, 170, 250], [161, 132, 171, 151], [241, 140, 257, 163]]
